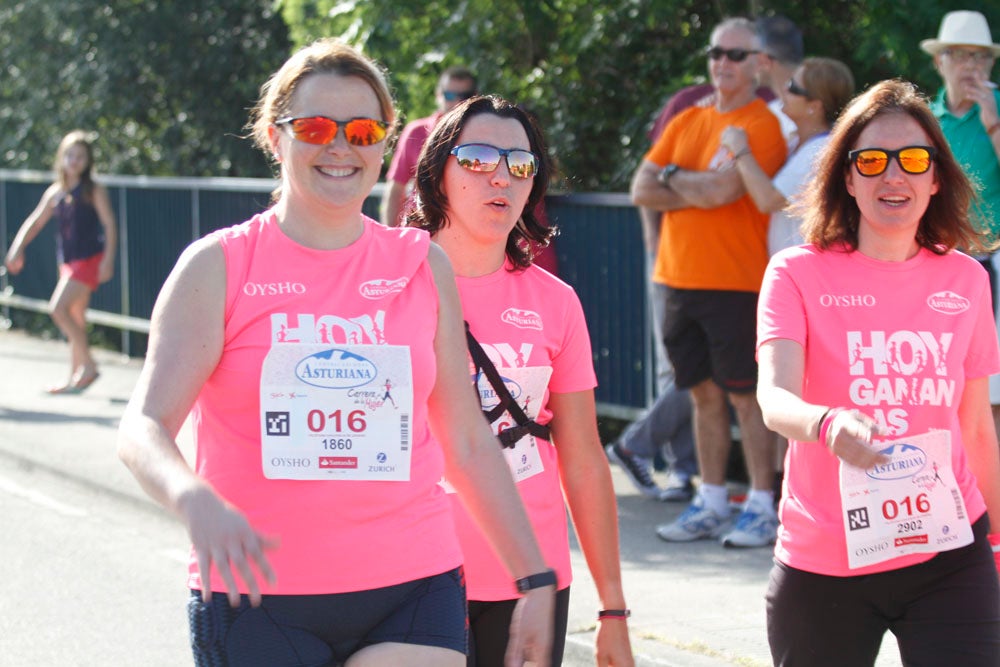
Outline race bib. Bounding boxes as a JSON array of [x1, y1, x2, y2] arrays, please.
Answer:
[[440, 366, 553, 494], [476, 366, 552, 483], [840, 430, 972, 569], [260, 344, 413, 481]]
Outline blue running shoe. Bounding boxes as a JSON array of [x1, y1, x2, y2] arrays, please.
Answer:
[[656, 496, 734, 542], [721, 504, 779, 548]]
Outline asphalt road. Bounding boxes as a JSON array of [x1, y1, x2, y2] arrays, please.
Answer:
[[0, 329, 905, 666]]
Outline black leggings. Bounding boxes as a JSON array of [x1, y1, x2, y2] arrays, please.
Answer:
[[767, 514, 1000, 666], [466, 586, 571, 667]]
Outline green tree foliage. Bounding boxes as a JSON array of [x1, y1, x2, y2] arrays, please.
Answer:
[[0, 1, 290, 178], [280, 0, 1000, 192], [4, 2, 997, 190]]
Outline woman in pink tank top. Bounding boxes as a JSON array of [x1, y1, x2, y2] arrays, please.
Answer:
[[117, 39, 557, 667], [408, 96, 634, 667]]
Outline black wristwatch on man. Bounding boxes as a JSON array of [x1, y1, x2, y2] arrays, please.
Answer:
[[657, 163, 680, 187]]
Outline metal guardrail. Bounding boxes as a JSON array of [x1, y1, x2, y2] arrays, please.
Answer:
[[1, 170, 654, 418]]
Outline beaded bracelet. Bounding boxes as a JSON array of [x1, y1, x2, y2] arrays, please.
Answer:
[[817, 407, 845, 449], [597, 609, 631, 620]]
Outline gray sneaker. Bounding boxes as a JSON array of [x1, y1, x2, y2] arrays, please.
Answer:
[[659, 470, 694, 503], [721, 504, 779, 548], [656, 496, 734, 542], [606, 443, 664, 499]]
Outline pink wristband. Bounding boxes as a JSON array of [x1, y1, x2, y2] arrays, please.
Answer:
[[817, 408, 845, 448], [989, 533, 1000, 552]]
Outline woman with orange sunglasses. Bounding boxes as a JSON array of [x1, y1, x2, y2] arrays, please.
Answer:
[[756, 79, 1000, 665], [118, 39, 555, 667]]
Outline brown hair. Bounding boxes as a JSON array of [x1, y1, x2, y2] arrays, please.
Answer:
[[248, 38, 397, 160], [406, 95, 555, 270], [54, 130, 96, 200], [800, 79, 985, 254], [799, 57, 855, 125]]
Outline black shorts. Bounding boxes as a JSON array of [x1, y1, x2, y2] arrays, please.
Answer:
[[188, 567, 467, 666], [655, 284, 759, 393], [466, 586, 571, 667], [766, 514, 1000, 666]]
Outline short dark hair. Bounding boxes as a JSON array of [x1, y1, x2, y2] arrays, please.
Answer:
[[438, 66, 477, 93], [756, 15, 803, 65], [406, 95, 555, 270], [801, 79, 987, 254]]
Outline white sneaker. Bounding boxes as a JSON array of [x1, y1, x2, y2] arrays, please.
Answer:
[[721, 504, 779, 548], [656, 496, 734, 542], [659, 470, 694, 502]]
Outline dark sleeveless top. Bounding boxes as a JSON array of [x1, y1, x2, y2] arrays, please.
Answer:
[[56, 183, 104, 263]]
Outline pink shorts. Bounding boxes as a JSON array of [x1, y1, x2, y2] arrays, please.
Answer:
[[60, 253, 103, 291]]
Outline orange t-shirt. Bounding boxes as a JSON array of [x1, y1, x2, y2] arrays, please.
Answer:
[[646, 98, 786, 292]]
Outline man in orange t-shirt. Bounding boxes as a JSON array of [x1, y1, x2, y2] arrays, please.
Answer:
[[630, 16, 786, 549]]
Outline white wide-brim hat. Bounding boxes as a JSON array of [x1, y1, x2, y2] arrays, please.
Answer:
[[920, 10, 1000, 57]]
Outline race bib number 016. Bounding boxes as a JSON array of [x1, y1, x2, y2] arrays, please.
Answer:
[[260, 344, 413, 481], [840, 430, 972, 569]]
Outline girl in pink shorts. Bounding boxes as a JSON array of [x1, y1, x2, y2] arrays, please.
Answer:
[[5, 130, 116, 393]]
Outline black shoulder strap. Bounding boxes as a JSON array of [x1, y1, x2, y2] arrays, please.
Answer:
[[465, 322, 551, 449]]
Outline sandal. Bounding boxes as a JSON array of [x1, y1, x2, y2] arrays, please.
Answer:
[[72, 370, 100, 392], [45, 383, 80, 395]]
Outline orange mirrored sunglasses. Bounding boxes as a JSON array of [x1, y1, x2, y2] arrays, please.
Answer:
[[275, 116, 388, 147], [848, 146, 936, 177]]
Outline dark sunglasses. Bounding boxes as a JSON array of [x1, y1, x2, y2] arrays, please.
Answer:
[[785, 79, 813, 99], [449, 143, 538, 179], [705, 46, 759, 62], [274, 116, 388, 147], [848, 146, 937, 177], [442, 90, 476, 102]]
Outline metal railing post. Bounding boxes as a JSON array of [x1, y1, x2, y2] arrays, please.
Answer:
[[118, 187, 131, 356], [191, 187, 200, 241]]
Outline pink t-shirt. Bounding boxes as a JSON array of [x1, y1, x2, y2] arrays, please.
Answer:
[[451, 262, 597, 600], [188, 210, 462, 594], [758, 244, 1000, 576], [385, 113, 441, 185]]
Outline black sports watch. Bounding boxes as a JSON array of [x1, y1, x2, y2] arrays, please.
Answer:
[[514, 569, 557, 593], [657, 163, 680, 186]]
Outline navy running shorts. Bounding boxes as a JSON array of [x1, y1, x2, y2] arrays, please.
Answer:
[[188, 566, 467, 666]]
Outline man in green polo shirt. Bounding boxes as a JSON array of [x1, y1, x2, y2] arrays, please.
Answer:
[[922, 10, 1000, 426]]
